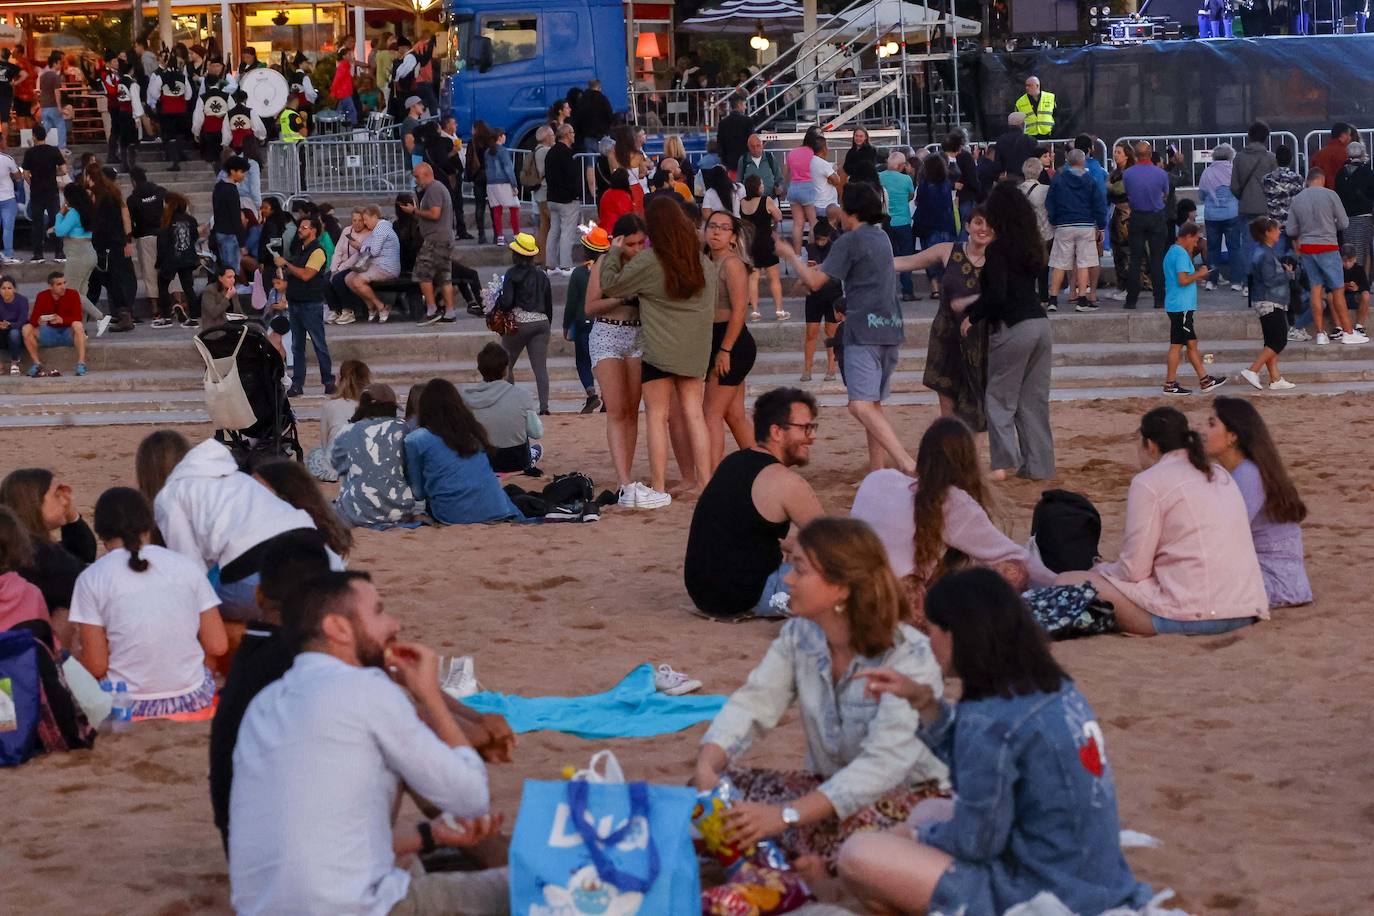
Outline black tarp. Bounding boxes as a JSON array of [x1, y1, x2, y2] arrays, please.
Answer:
[[959, 35, 1374, 141]]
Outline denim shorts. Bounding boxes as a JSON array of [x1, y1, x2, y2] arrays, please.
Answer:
[[843, 342, 899, 402], [1300, 249, 1343, 290], [1150, 614, 1258, 636], [37, 325, 75, 348], [787, 179, 816, 207]]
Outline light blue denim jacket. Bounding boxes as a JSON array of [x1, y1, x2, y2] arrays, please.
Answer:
[[917, 682, 1152, 915], [702, 618, 948, 819]]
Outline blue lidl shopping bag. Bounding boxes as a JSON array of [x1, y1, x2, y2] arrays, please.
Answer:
[[510, 769, 699, 915], [0, 630, 42, 767]]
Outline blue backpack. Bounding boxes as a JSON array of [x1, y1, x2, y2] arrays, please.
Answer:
[[0, 630, 43, 767]]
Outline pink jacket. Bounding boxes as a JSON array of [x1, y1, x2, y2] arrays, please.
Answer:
[[1096, 451, 1268, 622], [0, 570, 50, 633]]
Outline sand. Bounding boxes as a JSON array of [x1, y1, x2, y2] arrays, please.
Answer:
[[3, 395, 1372, 916]]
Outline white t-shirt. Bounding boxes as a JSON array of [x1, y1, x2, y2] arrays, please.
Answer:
[[0, 153, 18, 202], [69, 545, 220, 700], [702, 186, 742, 217], [811, 157, 838, 210]]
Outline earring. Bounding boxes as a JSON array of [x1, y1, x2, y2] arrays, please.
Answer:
[[834, 603, 845, 615]]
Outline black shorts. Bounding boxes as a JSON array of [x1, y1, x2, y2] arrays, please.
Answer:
[[1259, 309, 1288, 353], [641, 360, 674, 383], [12, 98, 30, 119], [805, 287, 842, 324], [1168, 309, 1196, 345], [709, 322, 757, 386]]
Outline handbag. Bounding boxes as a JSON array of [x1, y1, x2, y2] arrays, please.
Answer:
[[194, 326, 259, 431], [509, 750, 699, 915]]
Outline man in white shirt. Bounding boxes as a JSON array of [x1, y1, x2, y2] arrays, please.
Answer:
[[229, 572, 509, 915]]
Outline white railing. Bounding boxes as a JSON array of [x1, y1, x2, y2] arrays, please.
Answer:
[[1110, 132, 1303, 191]]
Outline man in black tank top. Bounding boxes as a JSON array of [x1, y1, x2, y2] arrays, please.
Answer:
[[684, 388, 825, 619]]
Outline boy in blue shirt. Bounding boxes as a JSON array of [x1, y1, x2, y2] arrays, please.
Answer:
[[1162, 224, 1227, 395]]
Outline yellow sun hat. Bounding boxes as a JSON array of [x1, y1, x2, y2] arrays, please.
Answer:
[[509, 233, 539, 257]]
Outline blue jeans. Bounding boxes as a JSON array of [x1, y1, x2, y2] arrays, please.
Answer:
[[40, 106, 65, 148], [886, 222, 915, 296], [755, 563, 792, 618], [0, 196, 15, 257], [288, 298, 333, 388], [335, 96, 358, 126], [1151, 613, 1257, 636], [3, 325, 19, 361], [570, 319, 595, 391], [1204, 216, 1243, 283], [917, 229, 956, 280], [1237, 213, 1263, 289], [214, 232, 241, 271], [214, 573, 262, 622]]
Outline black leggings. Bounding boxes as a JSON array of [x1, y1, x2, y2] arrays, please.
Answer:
[[92, 247, 137, 319], [470, 178, 488, 241], [453, 261, 481, 306], [158, 267, 199, 317]]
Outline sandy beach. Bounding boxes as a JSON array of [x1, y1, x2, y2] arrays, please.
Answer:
[[3, 395, 1372, 916]]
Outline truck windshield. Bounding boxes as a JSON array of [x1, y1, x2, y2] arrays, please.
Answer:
[[449, 17, 472, 72]]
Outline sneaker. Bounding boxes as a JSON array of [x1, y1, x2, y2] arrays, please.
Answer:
[[1316, 332, 1330, 345], [654, 664, 702, 697], [378, 309, 390, 323], [182, 318, 200, 329], [96, 314, 112, 337], [749, 310, 762, 321], [1231, 283, 1244, 292], [1330, 327, 1344, 339], [420, 310, 443, 325], [466, 302, 484, 317], [495, 235, 506, 245], [367, 311, 379, 323], [617, 484, 640, 509], [634, 483, 672, 510], [1269, 378, 1297, 390], [1108, 289, 1128, 301], [151, 317, 175, 328], [581, 393, 601, 414], [0, 255, 19, 265], [1340, 331, 1369, 344], [799, 371, 812, 382], [1045, 297, 1058, 312], [8, 361, 17, 375], [438, 311, 458, 323], [1357, 324, 1368, 336], [324, 309, 339, 324], [51, 256, 66, 264], [1074, 298, 1099, 313], [1200, 375, 1228, 392], [1162, 380, 1192, 395], [439, 655, 480, 699], [74, 362, 87, 376], [1240, 369, 1263, 390], [334, 312, 357, 325], [775, 310, 791, 321], [324, 383, 337, 395], [286, 385, 303, 397], [1204, 281, 1217, 291], [1287, 327, 1310, 342]]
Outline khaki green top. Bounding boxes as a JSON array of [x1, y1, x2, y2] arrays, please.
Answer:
[[599, 247, 718, 379]]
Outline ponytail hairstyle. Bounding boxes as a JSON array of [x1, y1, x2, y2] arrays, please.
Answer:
[[94, 487, 155, 572], [1212, 397, 1307, 524], [1139, 406, 1212, 479]]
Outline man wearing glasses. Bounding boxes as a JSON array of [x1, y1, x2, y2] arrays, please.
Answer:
[[684, 388, 825, 621]]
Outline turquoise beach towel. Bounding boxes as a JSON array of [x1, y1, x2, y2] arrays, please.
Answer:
[[462, 664, 725, 739]]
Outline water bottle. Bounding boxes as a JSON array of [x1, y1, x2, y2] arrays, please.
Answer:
[[111, 681, 133, 733], [98, 679, 114, 734]]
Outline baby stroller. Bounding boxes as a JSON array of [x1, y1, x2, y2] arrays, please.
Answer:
[[194, 323, 303, 464]]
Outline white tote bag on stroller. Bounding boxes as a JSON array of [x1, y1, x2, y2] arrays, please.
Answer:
[[194, 325, 258, 431]]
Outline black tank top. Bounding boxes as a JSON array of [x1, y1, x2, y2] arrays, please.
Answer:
[[683, 449, 792, 618]]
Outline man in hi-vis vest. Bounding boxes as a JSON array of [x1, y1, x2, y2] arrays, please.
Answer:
[[1015, 76, 1056, 138]]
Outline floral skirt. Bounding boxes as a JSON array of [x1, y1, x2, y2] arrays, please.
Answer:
[[726, 766, 945, 871], [129, 667, 216, 719]]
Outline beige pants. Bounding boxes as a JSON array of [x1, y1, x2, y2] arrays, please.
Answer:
[[134, 235, 159, 301], [387, 864, 509, 916]]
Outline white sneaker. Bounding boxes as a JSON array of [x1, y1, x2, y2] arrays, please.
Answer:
[[634, 483, 672, 510], [1316, 332, 1329, 345], [1269, 378, 1297, 390], [1340, 331, 1369, 344], [438, 655, 480, 699], [1204, 281, 1217, 291], [324, 309, 339, 324], [1230, 283, 1244, 292], [1239, 369, 1262, 390], [1108, 289, 1128, 301], [0, 255, 19, 265], [617, 484, 640, 509], [654, 664, 702, 697], [334, 312, 357, 325], [96, 315, 112, 337], [1287, 327, 1310, 342]]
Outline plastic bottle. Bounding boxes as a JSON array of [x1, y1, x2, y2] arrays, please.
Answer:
[[98, 679, 115, 734], [111, 681, 133, 733]]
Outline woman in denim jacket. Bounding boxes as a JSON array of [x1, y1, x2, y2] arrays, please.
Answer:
[[838, 568, 1153, 915], [694, 517, 948, 875]]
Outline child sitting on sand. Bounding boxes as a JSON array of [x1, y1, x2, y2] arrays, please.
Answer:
[[69, 487, 228, 718]]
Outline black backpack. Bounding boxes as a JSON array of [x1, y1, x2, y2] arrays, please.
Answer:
[[1030, 489, 1101, 573]]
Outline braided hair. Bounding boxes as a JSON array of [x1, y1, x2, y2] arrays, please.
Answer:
[[94, 487, 156, 572]]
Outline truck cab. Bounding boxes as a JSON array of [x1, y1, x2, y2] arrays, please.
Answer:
[[446, 0, 629, 150]]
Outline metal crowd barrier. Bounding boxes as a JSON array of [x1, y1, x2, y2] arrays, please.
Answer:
[[922, 137, 1111, 171], [1110, 132, 1303, 191], [265, 138, 412, 197]]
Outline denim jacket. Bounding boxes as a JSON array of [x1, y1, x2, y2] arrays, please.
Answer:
[[917, 682, 1152, 915], [702, 618, 948, 819], [1249, 244, 1290, 305]]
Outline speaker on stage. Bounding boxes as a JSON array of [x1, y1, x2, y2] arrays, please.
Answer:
[[1012, 0, 1083, 33]]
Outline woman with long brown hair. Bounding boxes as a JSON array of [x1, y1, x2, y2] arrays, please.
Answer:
[[253, 459, 354, 560], [465, 120, 494, 244], [156, 191, 201, 327], [702, 210, 756, 474], [1202, 397, 1311, 607], [0, 467, 97, 642], [693, 517, 946, 876], [83, 161, 138, 331], [852, 417, 1054, 629], [600, 195, 716, 505]]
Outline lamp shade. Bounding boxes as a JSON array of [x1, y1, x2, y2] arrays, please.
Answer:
[[635, 31, 664, 59]]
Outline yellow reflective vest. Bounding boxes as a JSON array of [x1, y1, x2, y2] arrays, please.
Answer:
[[279, 108, 305, 142], [1015, 91, 1056, 137]]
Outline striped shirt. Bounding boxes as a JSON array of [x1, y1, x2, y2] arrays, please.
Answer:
[[362, 218, 401, 277]]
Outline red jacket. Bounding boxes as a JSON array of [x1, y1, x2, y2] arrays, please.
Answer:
[[330, 58, 353, 100], [30, 289, 82, 327], [1313, 139, 1349, 190], [599, 189, 633, 233]]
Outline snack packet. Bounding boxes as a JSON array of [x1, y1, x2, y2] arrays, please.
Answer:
[[691, 776, 788, 872], [702, 862, 813, 916]]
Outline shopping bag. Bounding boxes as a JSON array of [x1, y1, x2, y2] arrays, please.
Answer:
[[194, 326, 258, 431], [0, 631, 42, 767], [510, 758, 699, 915]]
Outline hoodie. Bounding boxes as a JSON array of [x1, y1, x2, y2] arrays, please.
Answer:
[[0, 570, 49, 634], [461, 379, 543, 449], [1046, 167, 1108, 230], [154, 439, 321, 574]]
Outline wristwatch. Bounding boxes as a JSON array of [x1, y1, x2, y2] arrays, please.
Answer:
[[780, 805, 801, 827]]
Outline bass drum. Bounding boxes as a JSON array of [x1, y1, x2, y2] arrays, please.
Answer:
[[239, 67, 290, 119]]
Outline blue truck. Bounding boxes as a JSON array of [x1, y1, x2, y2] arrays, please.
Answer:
[[447, 0, 630, 149]]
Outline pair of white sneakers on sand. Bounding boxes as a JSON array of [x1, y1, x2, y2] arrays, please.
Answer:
[[617, 482, 672, 510], [439, 658, 702, 699]]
